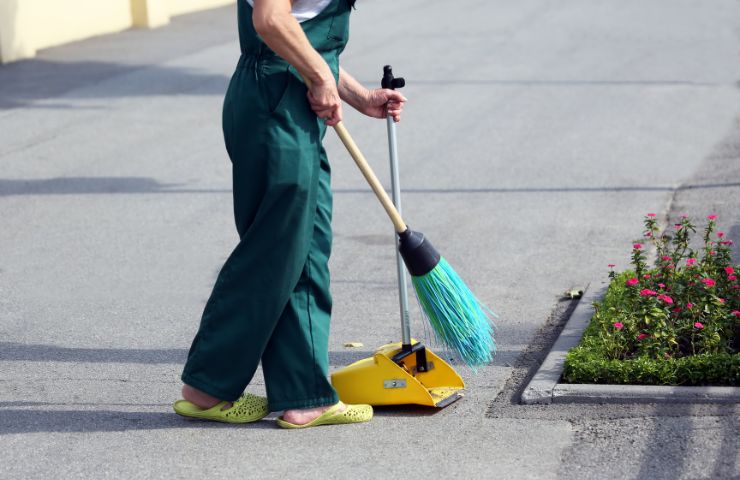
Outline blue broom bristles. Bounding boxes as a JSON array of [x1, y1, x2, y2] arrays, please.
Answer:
[[410, 257, 497, 368]]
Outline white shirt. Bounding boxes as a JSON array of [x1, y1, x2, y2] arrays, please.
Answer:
[[245, 0, 334, 23]]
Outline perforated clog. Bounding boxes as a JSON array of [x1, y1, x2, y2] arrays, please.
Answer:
[[173, 392, 268, 424], [276, 401, 372, 429]]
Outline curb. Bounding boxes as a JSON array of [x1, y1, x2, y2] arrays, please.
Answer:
[[520, 281, 740, 405]]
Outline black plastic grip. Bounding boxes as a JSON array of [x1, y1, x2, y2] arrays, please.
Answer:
[[382, 65, 405, 90]]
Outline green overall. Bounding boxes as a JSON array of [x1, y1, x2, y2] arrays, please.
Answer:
[[181, 0, 352, 412]]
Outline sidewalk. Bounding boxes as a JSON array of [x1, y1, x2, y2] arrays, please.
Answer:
[[1, 1, 738, 478]]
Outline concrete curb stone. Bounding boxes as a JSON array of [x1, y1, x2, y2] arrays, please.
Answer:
[[521, 281, 740, 405]]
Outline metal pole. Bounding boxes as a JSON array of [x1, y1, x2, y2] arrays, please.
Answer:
[[386, 116, 412, 346]]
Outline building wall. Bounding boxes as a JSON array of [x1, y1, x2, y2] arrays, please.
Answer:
[[0, 0, 236, 63], [166, 0, 235, 17]]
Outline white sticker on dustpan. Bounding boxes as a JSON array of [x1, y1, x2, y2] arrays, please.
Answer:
[[383, 379, 407, 389]]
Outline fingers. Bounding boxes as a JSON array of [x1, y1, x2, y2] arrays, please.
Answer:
[[376, 89, 406, 122], [385, 105, 401, 122], [383, 96, 404, 122], [325, 115, 341, 126], [324, 103, 343, 125], [383, 89, 407, 104], [386, 101, 402, 115], [307, 84, 342, 125], [310, 104, 342, 125]]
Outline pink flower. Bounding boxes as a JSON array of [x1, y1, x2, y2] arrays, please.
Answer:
[[681, 214, 689, 219], [633, 243, 643, 250], [729, 275, 737, 281], [725, 267, 735, 276], [657, 294, 673, 304], [640, 289, 657, 296], [661, 256, 671, 262], [721, 240, 734, 246], [658, 283, 665, 288], [646, 213, 656, 217], [613, 322, 624, 330], [666, 264, 675, 270], [733, 285, 740, 290], [673, 224, 682, 230], [732, 311, 740, 317], [686, 258, 697, 266], [718, 298, 726, 304], [643, 274, 651, 279], [694, 322, 704, 329], [707, 214, 717, 220], [607, 264, 616, 268], [686, 303, 694, 309], [626, 278, 639, 286], [672, 307, 682, 314], [646, 232, 653, 237], [709, 251, 716, 256], [718, 232, 725, 238], [702, 278, 716, 287], [637, 333, 649, 341]]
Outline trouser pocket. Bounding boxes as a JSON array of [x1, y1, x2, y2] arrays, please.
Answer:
[[260, 61, 292, 114]]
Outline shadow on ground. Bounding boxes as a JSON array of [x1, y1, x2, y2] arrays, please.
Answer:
[[0, 6, 237, 110], [0, 409, 276, 434], [2, 176, 740, 197], [0, 402, 452, 435], [0, 60, 229, 110], [0, 342, 519, 367]]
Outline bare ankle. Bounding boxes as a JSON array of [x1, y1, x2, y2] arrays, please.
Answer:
[[282, 403, 342, 425], [182, 384, 223, 409]]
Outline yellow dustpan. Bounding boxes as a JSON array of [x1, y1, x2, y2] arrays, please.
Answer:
[[330, 66, 464, 408], [331, 340, 464, 407]]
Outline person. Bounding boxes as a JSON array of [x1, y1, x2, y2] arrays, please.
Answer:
[[172, 0, 407, 428]]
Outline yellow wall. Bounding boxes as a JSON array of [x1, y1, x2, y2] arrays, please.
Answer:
[[131, 0, 171, 29], [167, 0, 235, 17], [0, 1, 34, 62], [0, 0, 235, 64]]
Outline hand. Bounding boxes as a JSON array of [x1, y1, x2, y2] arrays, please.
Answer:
[[360, 89, 408, 122], [307, 79, 343, 126]]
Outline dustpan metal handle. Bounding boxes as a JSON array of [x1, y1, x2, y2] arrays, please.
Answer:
[[387, 114, 412, 347], [382, 65, 412, 346]]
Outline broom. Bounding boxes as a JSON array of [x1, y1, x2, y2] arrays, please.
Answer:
[[330, 120, 497, 367]]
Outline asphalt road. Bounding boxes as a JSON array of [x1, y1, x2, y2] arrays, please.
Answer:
[[1, 1, 739, 478]]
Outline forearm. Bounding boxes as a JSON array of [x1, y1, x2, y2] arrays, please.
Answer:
[[338, 67, 370, 111], [252, 0, 334, 86], [338, 67, 407, 122]]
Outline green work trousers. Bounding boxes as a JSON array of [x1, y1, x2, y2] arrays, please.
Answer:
[[182, 0, 351, 412], [181, 58, 340, 413]]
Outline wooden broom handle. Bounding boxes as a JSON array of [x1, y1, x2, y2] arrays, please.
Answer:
[[331, 122, 408, 233], [302, 76, 407, 232]]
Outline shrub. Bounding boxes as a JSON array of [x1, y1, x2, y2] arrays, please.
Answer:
[[563, 214, 739, 385]]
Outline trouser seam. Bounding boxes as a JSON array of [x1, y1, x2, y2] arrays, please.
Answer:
[[306, 251, 319, 399]]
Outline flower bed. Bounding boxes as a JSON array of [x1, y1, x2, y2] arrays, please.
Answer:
[[563, 214, 739, 386]]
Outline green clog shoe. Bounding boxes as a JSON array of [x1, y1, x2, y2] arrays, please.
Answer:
[[173, 392, 269, 424], [276, 401, 373, 429]]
